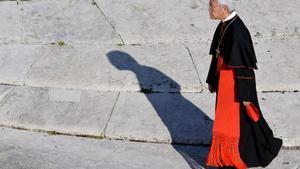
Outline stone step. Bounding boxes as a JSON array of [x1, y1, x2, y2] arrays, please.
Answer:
[[0, 38, 299, 93], [94, 0, 300, 44], [0, 84, 298, 148], [1, 0, 299, 45], [1, 127, 299, 169]]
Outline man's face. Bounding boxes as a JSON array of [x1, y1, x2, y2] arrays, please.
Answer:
[[209, 0, 222, 19]]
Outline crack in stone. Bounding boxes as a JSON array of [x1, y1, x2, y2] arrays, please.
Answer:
[[0, 87, 14, 108], [91, 0, 125, 45], [23, 49, 40, 86], [185, 46, 203, 92], [102, 92, 120, 137], [117, 34, 125, 45]]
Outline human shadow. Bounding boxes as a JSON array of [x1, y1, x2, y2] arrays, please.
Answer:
[[107, 50, 214, 169]]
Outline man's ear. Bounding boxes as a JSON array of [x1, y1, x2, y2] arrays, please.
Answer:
[[221, 6, 230, 16], [224, 6, 230, 13]]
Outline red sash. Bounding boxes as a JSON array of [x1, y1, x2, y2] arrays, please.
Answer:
[[206, 56, 247, 169]]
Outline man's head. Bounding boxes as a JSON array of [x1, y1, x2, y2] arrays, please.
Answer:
[[209, 0, 234, 20]]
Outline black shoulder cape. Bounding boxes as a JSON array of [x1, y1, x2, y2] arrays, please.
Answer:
[[206, 15, 258, 94], [209, 15, 258, 69]]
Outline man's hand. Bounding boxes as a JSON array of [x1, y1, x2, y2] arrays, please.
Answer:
[[243, 101, 250, 106]]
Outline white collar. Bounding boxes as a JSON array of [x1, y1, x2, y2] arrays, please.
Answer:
[[222, 11, 237, 22]]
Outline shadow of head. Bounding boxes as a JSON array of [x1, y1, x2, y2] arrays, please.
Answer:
[[106, 50, 139, 71]]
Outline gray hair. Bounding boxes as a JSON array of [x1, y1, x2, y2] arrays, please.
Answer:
[[218, 0, 235, 12]]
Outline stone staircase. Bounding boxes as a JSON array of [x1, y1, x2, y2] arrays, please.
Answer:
[[0, 0, 299, 168]]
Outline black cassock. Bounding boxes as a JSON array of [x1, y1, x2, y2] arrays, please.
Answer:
[[206, 15, 283, 168]]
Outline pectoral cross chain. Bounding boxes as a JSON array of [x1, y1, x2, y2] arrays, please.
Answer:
[[216, 48, 220, 58]]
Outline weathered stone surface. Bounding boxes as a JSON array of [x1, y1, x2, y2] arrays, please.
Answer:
[[95, 0, 299, 45], [259, 149, 300, 169], [0, 85, 13, 102], [0, 1, 22, 44], [0, 85, 118, 136], [254, 38, 300, 91], [0, 45, 39, 85], [0, 127, 208, 169], [25, 44, 201, 92], [0, 127, 299, 169], [236, 0, 300, 39], [258, 92, 300, 147], [49, 88, 81, 102], [105, 91, 215, 145], [19, 0, 121, 44], [0, 1, 298, 168], [94, 0, 217, 44]]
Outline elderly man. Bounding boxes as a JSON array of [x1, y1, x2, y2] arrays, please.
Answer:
[[205, 0, 282, 168]]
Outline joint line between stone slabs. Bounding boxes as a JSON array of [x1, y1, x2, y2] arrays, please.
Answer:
[[185, 46, 203, 92], [261, 90, 300, 94], [204, 88, 300, 94], [254, 34, 300, 42], [91, 0, 125, 45], [103, 92, 120, 137], [0, 125, 105, 140]]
